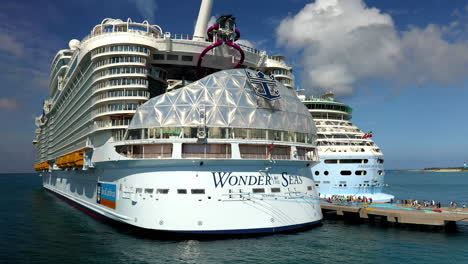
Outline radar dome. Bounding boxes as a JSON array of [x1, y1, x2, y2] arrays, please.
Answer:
[[68, 39, 81, 50]]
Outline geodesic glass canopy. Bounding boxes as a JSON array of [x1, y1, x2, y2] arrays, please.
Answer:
[[129, 69, 316, 136]]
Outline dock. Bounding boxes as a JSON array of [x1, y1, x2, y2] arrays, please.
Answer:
[[320, 201, 468, 229]]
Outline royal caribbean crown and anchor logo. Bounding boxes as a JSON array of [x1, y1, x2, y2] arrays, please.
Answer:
[[246, 70, 281, 101]]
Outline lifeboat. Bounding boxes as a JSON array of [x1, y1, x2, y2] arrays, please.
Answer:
[[56, 149, 86, 169], [34, 161, 50, 171]]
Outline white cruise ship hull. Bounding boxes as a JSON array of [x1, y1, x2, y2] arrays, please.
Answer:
[[42, 159, 322, 234], [312, 154, 394, 202]]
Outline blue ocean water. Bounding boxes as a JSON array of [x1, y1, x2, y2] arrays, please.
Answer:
[[0, 171, 467, 264]]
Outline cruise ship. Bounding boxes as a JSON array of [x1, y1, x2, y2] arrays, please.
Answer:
[[299, 93, 394, 202], [33, 0, 322, 235]]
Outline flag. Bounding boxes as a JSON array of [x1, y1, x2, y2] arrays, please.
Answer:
[[362, 131, 373, 139], [268, 142, 275, 153]]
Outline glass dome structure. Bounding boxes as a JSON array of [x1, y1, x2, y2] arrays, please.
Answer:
[[129, 69, 316, 137]]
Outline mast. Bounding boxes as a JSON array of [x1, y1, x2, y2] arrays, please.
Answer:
[[193, 0, 214, 40]]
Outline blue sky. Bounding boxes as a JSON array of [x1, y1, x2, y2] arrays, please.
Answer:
[[0, 0, 467, 172]]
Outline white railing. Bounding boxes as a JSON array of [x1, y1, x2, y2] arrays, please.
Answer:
[[240, 153, 290, 160], [238, 43, 262, 55], [182, 153, 232, 159], [124, 153, 172, 159]]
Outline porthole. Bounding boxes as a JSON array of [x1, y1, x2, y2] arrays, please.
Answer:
[[314, 171, 319, 176], [324, 171, 329, 176]]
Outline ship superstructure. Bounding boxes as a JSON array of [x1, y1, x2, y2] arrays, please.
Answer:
[[33, 0, 321, 234], [299, 93, 394, 202]]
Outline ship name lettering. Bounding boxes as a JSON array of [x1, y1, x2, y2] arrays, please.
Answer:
[[212, 172, 275, 188], [281, 172, 303, 187], [213, 172, 302, 188]]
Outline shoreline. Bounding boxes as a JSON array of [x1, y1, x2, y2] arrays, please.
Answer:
[[396, 169, 468, 172]]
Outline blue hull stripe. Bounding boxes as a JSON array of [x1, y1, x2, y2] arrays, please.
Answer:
[[45, 187, 321, 235], [171, 220, 322, 234]]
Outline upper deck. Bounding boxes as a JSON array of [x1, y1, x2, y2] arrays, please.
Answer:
[[300, 94, 353, 120], [34, 13, 297, 167]]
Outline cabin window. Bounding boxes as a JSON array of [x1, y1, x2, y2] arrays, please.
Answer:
[[156, 189, 169, 194], [153, 54, 165, 60], [325, 159, 338, 164], [355, 170, 367, 176], [252, 188, 265, 193], [271, 188, 281, 193], [181, 55, 193, 61], [340, 159, 364, 164], [167, 54, 178, 60], [191, 189, 205, 194], [177, 189, 187, 194], [144, 188, 154, 194], [340, 171, 352, 176], [142, 144, 172, 158], [296, 147, 314, 161], [182, 143, 231, 159], [239, 144, 290, 160]]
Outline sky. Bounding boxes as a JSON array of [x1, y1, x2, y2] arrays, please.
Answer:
[[0, 0, 467, 172]]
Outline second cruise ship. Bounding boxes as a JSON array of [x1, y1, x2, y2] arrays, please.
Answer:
[[300, 93, 394, 202]]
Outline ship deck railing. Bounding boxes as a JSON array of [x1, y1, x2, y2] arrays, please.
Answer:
[[80, 30, 262, 56]]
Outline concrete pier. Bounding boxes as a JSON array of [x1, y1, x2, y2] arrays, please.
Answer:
[[321, 201, 468, 228]]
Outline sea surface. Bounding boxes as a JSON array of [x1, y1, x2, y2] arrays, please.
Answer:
[[1, 171, 467, 264]]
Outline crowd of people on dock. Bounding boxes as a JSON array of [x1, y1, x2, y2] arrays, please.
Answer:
[[321, 195, 467, 210], [392, 199, 466, 209], [393, 199, 442, 208], [322, 195, 374, 204]]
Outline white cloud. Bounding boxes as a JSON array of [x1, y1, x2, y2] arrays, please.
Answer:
[[131, 0, 158, 23], [0, 98, 20, 110], [207, 15, 217, 28], [277, 0, 468, 96], [399, 25, 468, 85]]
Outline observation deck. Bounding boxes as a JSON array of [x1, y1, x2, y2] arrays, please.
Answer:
[[301, 96, 353, 120]]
